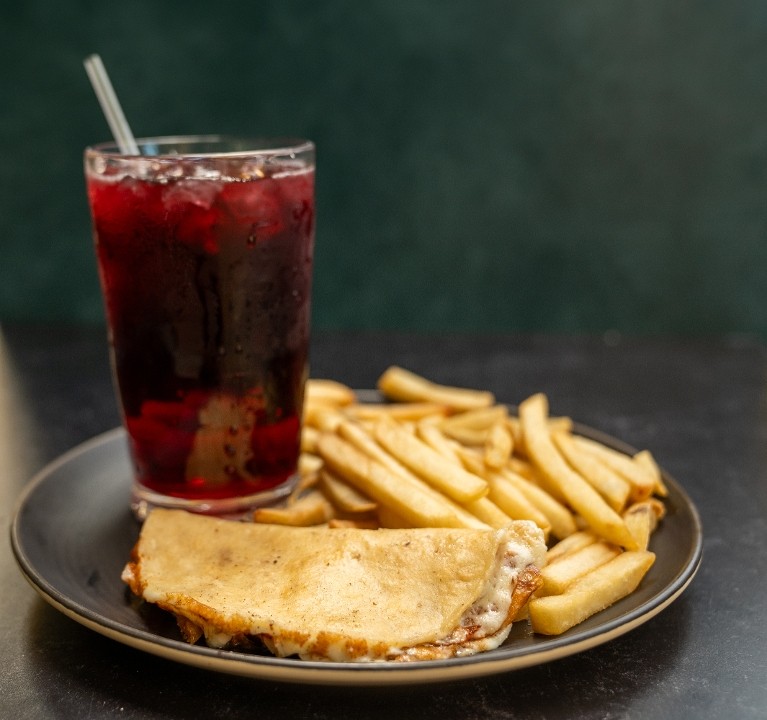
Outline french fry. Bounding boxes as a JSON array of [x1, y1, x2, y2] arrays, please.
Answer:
[[373, 417, 489, 503], [539, 541, 621, 596], [500, 469, 578, 540], [318, 469, 378, 514], [462, 497, 513, 529], [337, 420, 412, 479], [253, 490, 334, 526], [552, 430, 631, 512], [317, 433, 456, 527], [377, 366, 495, 411], [440, 424, 491, 446], [572, 435, 655, 502], [507, 456, 537, 482], [440, 405, 509, 432], [634, 449, 668, 497], [623, 498, 666, 551], [301, 425, 320, 454], [573, 515, 590, 532], [453, 444, 488, 476], [508, 452, 569, 506], [529, 551, 656, 635], [545, 530, 599, 565], [484, 421, 514, 469], [305, 378, 356, 407], [623, 505, 653, 552], [519, 394, 638, 550], [345, 402, 449, 422], [399, 420, 418, 434], [508, 415, 573, 458], [485, 472, 551, 538], [438, 407, 510, 447], [415, 422, 513, 528], [317, 433, 487, 529], [303, 404, 345, 432], [298, 453, 323, 477], [415, 413, 444, 427], [416, 421, 461, 462], [506, 417, 524, 454], [339, 420, 489, 530]]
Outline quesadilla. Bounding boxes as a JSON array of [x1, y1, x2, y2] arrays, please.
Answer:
[[122, 509, 546, 662]]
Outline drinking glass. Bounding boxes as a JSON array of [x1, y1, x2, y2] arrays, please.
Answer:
[[84, 136, 315, 518]]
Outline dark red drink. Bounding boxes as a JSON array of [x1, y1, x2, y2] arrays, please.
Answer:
[[85, 137, 315, 515]]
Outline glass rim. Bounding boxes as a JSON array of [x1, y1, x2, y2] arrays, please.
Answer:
[[84, 135, 314, 160]]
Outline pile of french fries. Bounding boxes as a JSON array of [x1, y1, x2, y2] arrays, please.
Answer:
[[253, 366, 668, 637]]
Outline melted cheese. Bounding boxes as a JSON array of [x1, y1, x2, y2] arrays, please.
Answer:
[[393, 531, 540, 661]]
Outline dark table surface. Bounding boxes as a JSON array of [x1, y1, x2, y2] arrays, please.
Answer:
[[2, 324, 766, 719]]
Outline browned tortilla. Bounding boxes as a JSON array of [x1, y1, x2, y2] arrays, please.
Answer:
[[122, 509, 545, 661]]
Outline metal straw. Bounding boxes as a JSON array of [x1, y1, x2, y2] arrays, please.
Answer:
[[83, 54, 140, 155]]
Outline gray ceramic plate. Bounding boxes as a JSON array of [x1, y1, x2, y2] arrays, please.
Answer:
[[11, 419, 702, 686]]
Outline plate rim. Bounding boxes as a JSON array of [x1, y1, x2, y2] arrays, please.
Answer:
[[11, 422, 703, 686]]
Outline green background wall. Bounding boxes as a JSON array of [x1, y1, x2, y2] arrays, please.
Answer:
[[2, 2, 766, 337]]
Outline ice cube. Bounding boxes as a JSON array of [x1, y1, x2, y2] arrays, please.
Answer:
[[162, 179, 220, 211]]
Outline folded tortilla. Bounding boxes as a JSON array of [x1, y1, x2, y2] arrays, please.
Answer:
[[122, 509, 546, 662]]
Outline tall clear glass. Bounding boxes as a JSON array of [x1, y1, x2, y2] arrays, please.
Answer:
[[84, 136, 315, 518]]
